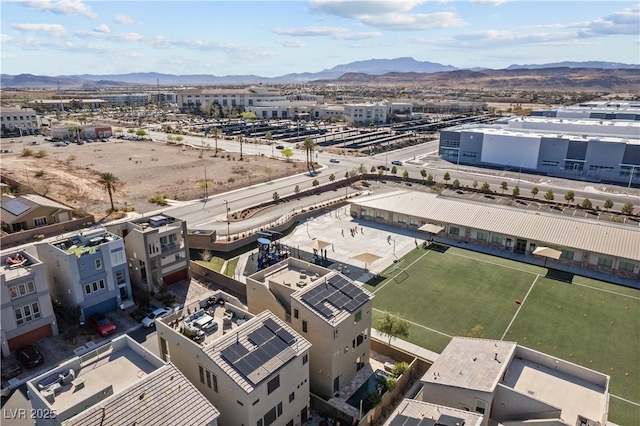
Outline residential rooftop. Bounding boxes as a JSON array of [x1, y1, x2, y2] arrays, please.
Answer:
[[203, 310, 311, 393], [128, 213, 183, 232], [384, 399, 483, 426], [1, 250, 39, 281], [422, 337, 516, 393], [49, 227, 121, 257]]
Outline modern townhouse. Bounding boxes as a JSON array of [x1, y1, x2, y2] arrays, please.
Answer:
[[156, 301, 311, 426], [1, 249, 59, 357], [27, 335, 220, 426], [246, 258, 375, 399], [105, 214, 190, 292], [35, 227, 134, 320]]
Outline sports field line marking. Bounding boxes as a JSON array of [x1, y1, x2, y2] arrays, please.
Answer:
[[610, 393, 640, 407], [372, 250, 431, 294], [447, 250, 539, 276], [571, 281, 640, 301], [373, 308, 453, 338], [501, 274, 540, 341]]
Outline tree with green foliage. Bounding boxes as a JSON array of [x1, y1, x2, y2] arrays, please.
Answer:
[[452, 179, 461, 189], [544, 189, 554, 201], [564, 190, 575, 204], [531, 186, 539, 198], [281, 147, 294, 161], [391, 165, 397, 175], [345, 171, 350, 180], [402, 170, 409, 181], [426, 173, 434, 183], [370, 165, 376, 173], [420, 169, 427, 181], [375, 311, 410, 345], [294, 185, 300, 195], [512, 186, 520, 198], [240, 111, 257, 120], [378, 170, 384, 177], [302, 137, 315, 173], [581, 198, 593, 209], [472, 180, 478, 189], [500, 181, 508, 194], [391, 362, 410, 378], [312, 179, 319, 188], [604, 199, 613, 211], [329, 173, 335, 182], [97, 172, 119, 212], [265, 131, 273, 156], [135, 128, 147, 138], [272, 191, 279, 203], [621, 202, 635, 215], [481, 182, 491, 193], [263, 167, 273, 181], [175, 135, 184, 143], [443, 172, 451, 185], [211, 127, 221, 156]]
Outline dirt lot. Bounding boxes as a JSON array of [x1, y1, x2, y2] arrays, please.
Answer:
[[1, 140, 300, 218]]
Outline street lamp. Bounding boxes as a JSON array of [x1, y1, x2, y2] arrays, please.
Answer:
[[224, 199, 230, 241]]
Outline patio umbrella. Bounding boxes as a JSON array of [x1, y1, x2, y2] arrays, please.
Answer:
[[350, 252, 382, 270], [532, 246, 562, 267], [418, 223, 444, 242], [305, 239, 331, 251]]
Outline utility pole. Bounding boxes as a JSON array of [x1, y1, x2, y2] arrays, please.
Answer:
[[224, 200, 230, 241]]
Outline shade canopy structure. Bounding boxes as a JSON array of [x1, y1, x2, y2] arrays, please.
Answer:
[[418, 223, 445, 234], [350, 252, 383, 266], [532, 246, 562, 260], [305, 239, 331, 251]]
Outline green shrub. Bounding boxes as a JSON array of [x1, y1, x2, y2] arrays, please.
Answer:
[[391, 361, 410, 378]]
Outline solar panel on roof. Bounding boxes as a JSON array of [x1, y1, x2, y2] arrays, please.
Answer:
[[436, 415, 465, 426], [418, 419, 437, 426], [220, 343, 249, 364], [2, 199, 31, 216], [403, 418, 422, 426], [276, 328, 295, 345], [248, 327, 272, 346], [315, 304, 334, 318], [263, 318, 281, 333]]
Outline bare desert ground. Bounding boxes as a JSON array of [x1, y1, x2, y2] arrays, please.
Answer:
[[1, 140, 300, 217]]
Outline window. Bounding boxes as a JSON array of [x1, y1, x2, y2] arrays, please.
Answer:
[[302, 354, 308, 365], [293, 308, 299, 319], [289, 392, 295, 402], [598, 257, 613, 268], [253, 399, 260, 406], [199, 365, 205, 384], [475, 399, 488, 415], [491, 235, 503, 244], [619, 261, 635, 272], [564, 160, 584, 171], [561, 250, 574, 260], [212, 373, 218, 392], [9, 281, 36, 300], [95, 259, 102, 270], [397, 215, 406, 224], [84, 279, 106, 295], [302, 320, 307, 333], [206, 370, 212, 389], [529, 243, 537, 253], [267, 375, 280, 395], [237, 400, 244, 406], [115, 270, 126, 285], [277, 402, 283, 417], [355, 310, 362, 323], [111, 249, 125, 265], [14, 302, 41, 326], [257, 420, 263, 426], [449, 227, 460, 236], [476, 232, 488, 242], [33, 217, 48, 227], [588, 165, 614, 172], [542, 160, 559, 167], [264, 407, 276, 426], [333, 329, 339, 339]]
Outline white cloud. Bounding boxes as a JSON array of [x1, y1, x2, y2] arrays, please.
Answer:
[[18, 0, 97, 19], [1, 34, 13, 43], [278, 39, 306, 48], [75, 29, 143, 42], [308, 1, 428, 18], [150, 35, 249, 53], [439, 29, 576, 49], [358, 12, 465, 30], [577, 4, 640, 37], [470, 0, 507, 6], [94, 24, 110, 33], [113, 14, 138, 25], [272, 26, 347, 37], [12, 23, 67, 38]]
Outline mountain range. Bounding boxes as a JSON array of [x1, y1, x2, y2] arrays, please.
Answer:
[[1, 57, 638, 89]]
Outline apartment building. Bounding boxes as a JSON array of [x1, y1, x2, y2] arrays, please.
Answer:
[[177, 85, 288, 112], [0, 249, 59, 357], [35, 227, 134, 320], [156, 302, 311, 426], [246, 258, 375, 399], [27, 335, 220, 426], [1, 194, 74, 233], [419, 337, 609, 426], [27, 99, 108, 112], [0, 106, 40, 136], [343, 102, 390, 125], [106, 214, 190, 292]]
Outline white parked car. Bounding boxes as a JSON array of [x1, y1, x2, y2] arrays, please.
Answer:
[[141, 307, 173, 328]]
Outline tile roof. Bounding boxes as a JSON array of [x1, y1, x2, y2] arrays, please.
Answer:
[[422, 337, 516, 392], [353, 191, 640, 261], [62, 363, 220, 426]]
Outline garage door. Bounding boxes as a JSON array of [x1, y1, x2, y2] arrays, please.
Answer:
[[83, 298, 118, 319], [8, 324, 52, 352], [163, 268, 188, 286]]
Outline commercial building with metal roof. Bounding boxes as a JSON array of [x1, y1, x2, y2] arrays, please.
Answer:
[[419, 337, 609, 426], [350, 191, 640, 286]]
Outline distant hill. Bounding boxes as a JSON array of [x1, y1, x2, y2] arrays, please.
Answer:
[[1, 57, 638, 89], [312, 68, 640, 91]]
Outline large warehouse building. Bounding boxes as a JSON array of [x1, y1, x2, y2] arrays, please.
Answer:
[[439, 114, 640, 185]]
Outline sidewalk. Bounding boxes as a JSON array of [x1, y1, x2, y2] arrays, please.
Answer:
[[371, 329, 440, 363]]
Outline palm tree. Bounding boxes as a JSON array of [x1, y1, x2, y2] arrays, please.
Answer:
[[98, 172, 119, 212], [302, 137, 315, 173], [211, 127, 221, 156], [236, 134, 244, 160], [265, 131, 273, 157]]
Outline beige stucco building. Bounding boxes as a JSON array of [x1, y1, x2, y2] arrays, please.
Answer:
[[156, 299, 311, 426], [1, 194, 74, 234], [246, 257, 374, 399]]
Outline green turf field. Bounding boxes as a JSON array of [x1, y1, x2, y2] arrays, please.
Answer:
[[363, 245, 640, 425]]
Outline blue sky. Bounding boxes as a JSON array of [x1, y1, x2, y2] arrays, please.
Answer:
[[1, 1, 638, 76]]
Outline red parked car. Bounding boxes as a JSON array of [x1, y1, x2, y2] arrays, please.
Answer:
[[87, 313, 116, 337]]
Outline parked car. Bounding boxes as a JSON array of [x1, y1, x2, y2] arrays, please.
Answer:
[[16, 345, 44, 369], [391, 160, 403, 166], [330, 158, 340, 163], [377, 165, 389, 171], [275, 145, 285, 150], [87, 313, 117, 337], [141, 307, 173, 328]]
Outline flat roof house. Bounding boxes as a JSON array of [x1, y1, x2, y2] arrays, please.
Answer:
[[419, 337, 609, 426], [383, 399, 483, 426], [0, 249, 59, 357], [156, 303, 311, 426], [35, 227, 134, 320], [27, 335, 220, 426], [247, 257, 375, 399]]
